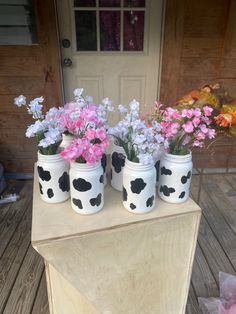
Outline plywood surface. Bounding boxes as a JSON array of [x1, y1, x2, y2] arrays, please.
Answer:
[[32, 167, 201, 245], [35, 211, 200, 314]]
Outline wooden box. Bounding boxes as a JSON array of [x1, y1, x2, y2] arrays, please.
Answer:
[[32, 173, 201, 314]]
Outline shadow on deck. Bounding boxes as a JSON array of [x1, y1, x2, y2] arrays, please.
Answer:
[[0, 173, 235, 313]]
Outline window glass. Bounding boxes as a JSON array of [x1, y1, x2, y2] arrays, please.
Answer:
[[75, 11, 97, 51], [124, 0, 145, 7], [74, 0, 96, 7], [123, 11, 144, 51], [100, 11, 120, 51], [99, 0, 120, 7]]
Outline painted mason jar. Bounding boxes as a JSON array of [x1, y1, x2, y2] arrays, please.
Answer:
[[37, 152, 70, 203], [59, 133, 74, 150], [123, 160, 156, 214], [158, 152, 193, 203], [111, 142, 126, 191], [70, 161, 104, 215], [154, 145, 165, 186], [101, 153, 107, 187]]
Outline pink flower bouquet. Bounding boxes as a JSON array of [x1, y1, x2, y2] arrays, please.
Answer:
[[60, 105, 109, 164], [159, 106, 216, 155]]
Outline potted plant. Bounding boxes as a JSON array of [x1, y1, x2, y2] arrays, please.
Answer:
[[157, 105, 216, 203], [60, 104, 109, 215], [14, 95, 70, 203], [110, 100, 165, 214]]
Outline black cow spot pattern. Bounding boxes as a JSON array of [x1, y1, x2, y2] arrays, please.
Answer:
[[99, 175, 103, 183], [160, 185, 175, 197], [130, 203, 136, 210], [155, 161, 160, 182], [123, 186, 127, 201], [181, 171, 191, 184], [130, 178, 146, 194], [47, 188, 54, 198], [37, 166, 51, 181], [112, 152, 125, 173], [146, 195, 154, 207], [90, 193, 102, 207], [73, 198, 83, 209], [161, 166, 172, 176], [179, 191, 185, 199], [39, 183, 43, 195], [73, 178, 92, 192], [101, 154, 107, 173], [58, 172, 70, 192]]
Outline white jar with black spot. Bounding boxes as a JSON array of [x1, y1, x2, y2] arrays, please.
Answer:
[[59, 133, 74, 150], [37, 152, 70, 203], [123, 159, 156, 214], [70, 161, 104, 215], [158, 152, 192, 203], [111, 142, 126, 191]]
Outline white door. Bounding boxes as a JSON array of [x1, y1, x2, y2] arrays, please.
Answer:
[[57, 0, 164, 122]]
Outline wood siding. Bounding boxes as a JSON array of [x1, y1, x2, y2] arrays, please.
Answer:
[[160, 0, 236, 168], [0, 0, 63, 173]]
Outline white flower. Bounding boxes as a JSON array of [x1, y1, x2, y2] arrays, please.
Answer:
[[137, 153, 154, 165], [85, 95, 93, 104], [73, 88, 84, 98], [14, 95, 26, 107], [38, 128, 62, 148], [25, 120, 47, 138], [28, 97, 44, 119], [118, 104, 128, 113], [129, 99, 139, 112], [44, 107, 65, 133]]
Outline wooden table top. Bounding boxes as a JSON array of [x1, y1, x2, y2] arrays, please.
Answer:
[[31, 168, 201, 245]]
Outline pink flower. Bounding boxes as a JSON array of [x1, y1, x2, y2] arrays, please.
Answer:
[[208, 128, 216, 139], [192, 117, 201, 127], [193, 140, 204, 147], [196, 131, 206, 140], [203, 105, 213, 117], [182, 121, 194, 133], [199, 124, 209, 134], [182, 135, 191, 145], [193, 108, 201, 117], [182, 109, 193, 118]]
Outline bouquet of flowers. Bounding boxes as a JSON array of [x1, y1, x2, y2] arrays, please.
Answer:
[[215, 101, 236, 136], [159, 106, 216, 155], [109, 99, 166, 165], [60, 104, 109, 164], [14, 95, 65, 155]]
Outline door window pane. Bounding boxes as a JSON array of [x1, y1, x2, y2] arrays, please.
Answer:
[[124, 0, 145, 7], [0, 0, 38, 45], [74, 0, 95, 7], [124, 11, 144, 51], [75, 11, 97, 51], [100, 11, 120, 51], [99, 0, 120, 7]]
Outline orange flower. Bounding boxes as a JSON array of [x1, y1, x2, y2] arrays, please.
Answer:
[[215, 113, 234, 127]]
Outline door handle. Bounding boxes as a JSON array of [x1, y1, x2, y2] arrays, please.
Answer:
[[63, 58, 72, 67]]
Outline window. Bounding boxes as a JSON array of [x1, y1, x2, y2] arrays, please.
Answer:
[[73, 0, 146, 52], [0, 0, 38, 45]]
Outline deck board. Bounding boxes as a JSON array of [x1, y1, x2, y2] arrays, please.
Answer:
[[0, 174, 235, 313]]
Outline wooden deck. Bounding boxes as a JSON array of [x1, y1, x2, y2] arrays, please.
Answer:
[[0, 173, 235, 314]]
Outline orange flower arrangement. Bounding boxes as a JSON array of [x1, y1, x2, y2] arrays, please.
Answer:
[[215, 102, 236, 136]]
